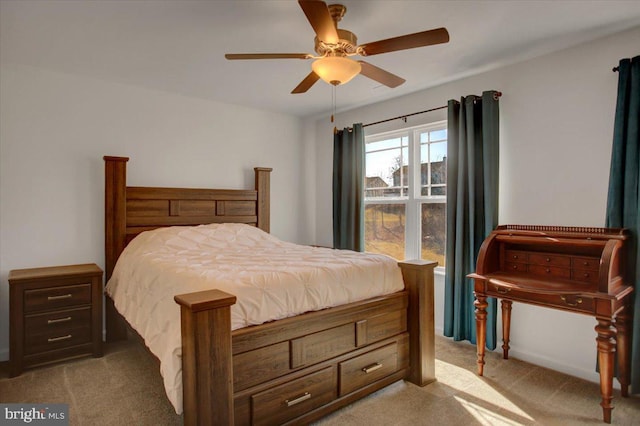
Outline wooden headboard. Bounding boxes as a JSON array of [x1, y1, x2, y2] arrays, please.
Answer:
[[104, 156, 272, 281]]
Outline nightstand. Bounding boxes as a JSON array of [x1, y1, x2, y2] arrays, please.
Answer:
[[9, 263, 103, 377]]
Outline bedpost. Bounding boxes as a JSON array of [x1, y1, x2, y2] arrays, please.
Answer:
[[254, 167, 272, 233], [104, 156, 129, 341], [104, 156, 129, 280], [398, 259, 438, 386], [175, 290, 237, 426]]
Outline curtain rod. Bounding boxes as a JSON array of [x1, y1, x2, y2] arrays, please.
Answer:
[[363, 105, 447, 128], [359, 91, 502, 129]]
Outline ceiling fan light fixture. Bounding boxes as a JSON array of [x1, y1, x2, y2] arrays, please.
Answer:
[[312, 56, 361, 86]]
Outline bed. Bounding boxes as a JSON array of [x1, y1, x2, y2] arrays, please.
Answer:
[[103, 156, 437, 425]]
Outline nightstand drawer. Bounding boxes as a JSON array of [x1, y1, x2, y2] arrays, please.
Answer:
[[24, 283, 91, 313], [25, 325, 92, 355], [25, 306, 91, 335]]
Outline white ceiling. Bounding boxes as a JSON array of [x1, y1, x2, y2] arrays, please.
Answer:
[[2, 0, 640, 118]]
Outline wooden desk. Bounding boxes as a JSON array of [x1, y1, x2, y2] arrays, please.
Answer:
[[469, 225, 633, 424]]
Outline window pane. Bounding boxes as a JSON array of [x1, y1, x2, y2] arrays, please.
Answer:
[[431, 186, 446, 196], [430, 129, 447, 142], [365, 204, 406, 260], [367, 137, 402, 152], [430, 142, 446, 162], [431, 158, 446, 185], [419, 139, 447, 194], [366, 149, 400, 187], [421, 203, 446, 266]]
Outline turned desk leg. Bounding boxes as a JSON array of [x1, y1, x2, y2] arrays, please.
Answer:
[[474, 294, 488, 376], [501, 300, 512, 359], [595, 318, 616, 424], [614, 307, 631, 397]]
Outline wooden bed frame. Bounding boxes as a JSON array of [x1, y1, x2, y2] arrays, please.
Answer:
[[104, 156, 437, 425]]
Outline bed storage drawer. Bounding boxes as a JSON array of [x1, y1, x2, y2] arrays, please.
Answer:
[[338, 342, 399, 396], [251, 366, 337, 426]]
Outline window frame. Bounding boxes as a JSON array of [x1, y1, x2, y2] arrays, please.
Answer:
[[364, 120, 447, 269]]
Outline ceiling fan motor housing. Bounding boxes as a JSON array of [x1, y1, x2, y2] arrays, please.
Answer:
[[315, 29, 358, 57]]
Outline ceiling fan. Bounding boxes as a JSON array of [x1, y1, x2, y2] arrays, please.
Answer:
[[225, 0, 450, 94]]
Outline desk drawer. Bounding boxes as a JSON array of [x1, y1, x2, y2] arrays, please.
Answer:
[[504, 262, 528, 273], [572, 268, 599, 284], [528, 265, 571, 280], [251, 366, 336, 426], [505, 250, 528, 263], [571, 256, 600, 271], [488, 285, 594, 314], [339, 343, 399, 396], [24, 284, 91, 313], [528, 253, 571, 268]]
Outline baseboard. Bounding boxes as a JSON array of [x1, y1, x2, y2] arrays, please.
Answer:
[[434, 332, 621, 390], [506, 347, 620, 390]]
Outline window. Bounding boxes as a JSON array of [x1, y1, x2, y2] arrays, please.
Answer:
[[364, 122, 447, 266]]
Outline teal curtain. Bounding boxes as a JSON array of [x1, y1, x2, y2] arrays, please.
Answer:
[[333, 123, 364, 251], [605, 55, 639, 393], [444, 91, 500, 349]]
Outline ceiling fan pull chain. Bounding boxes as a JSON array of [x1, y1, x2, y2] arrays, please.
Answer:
[[331, 84, 336, 123], [332, 85, 338, 134]]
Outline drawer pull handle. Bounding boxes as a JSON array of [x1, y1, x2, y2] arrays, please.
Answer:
[[47, 294, 73, 301], [512, 255, 518, 259], [362, 363, 383, 374], [285, 392, 311, 407], [584, 272, 590, 278], [48, 334, 72, 343], [545, 268, 551, 273], [495, 287, 510, 294], [561, 296, 583, 307], [546, 258, 551, 262], [47, 316, 72, 325]]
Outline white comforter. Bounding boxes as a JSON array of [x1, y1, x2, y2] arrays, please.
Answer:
[[105, 223, 404, 414]]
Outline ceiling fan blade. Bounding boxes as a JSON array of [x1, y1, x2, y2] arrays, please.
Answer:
[[358, 61, 405, 88], [298, 0, 339, 44], [292, 72, 320, 94], [359, 27, 450, 56], [225, 53, 311, 60]]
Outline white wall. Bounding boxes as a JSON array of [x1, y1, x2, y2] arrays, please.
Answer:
[[313, 26, 640, 385], [0, 63, 311, 360]]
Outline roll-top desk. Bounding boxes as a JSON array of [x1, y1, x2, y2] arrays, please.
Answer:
[[469, 225, 633, 424]]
